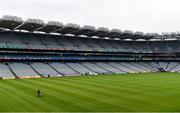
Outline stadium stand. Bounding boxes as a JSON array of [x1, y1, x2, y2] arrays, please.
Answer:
[[0, 15, 180, 79], [81, 62, 109, 74], [9, 63, 40, 78], [30, 63, 61, 77], [95, 62, 125, 74], [0, 63, 15, 79], [65, 63, 95, 75], [49, 62, 80, 76]]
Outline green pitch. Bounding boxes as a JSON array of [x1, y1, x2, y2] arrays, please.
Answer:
[[0, 72, 180, 112]]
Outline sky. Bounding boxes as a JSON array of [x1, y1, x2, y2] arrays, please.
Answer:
[[0, 0, 180, 33]]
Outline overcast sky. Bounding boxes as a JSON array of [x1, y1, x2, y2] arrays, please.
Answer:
[[0, 0, 180, 33]]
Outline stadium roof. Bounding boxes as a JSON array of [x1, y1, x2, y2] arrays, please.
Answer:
[[0, 15, 178, 40]]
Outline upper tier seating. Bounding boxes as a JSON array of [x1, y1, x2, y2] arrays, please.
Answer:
[[1, 32, 180, 53]]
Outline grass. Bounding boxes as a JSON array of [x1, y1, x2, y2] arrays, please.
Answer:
[[0, 72, 180, 112]]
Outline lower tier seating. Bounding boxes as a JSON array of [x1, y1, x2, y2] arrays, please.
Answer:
[[0, 62, 179, 79]]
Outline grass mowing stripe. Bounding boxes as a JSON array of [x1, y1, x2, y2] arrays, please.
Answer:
[[39, 77, 154, 102], [58, 77, 179, 108], [0, 73, 180, 111], [34, 77, 172, 111], [3, 80, 63, 112], [18, 79, 125, 111], [22, 78, 130, 111], [6, 79, 93, 112], [75, 74, 180, 91], [53, 76, 170, 96], [0, 81, 46, 112], [39, 74, 180, 111]]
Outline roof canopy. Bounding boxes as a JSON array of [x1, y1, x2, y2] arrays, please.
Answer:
[[0, 15, 23, 29], [36, 21, 63, 33], [15, 18, 44, 31], [0, 15, 169, 40]]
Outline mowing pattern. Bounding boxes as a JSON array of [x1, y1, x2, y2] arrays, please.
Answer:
[[0, 73, 180, 112]]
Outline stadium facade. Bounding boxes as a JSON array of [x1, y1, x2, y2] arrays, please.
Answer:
[[0, 15, 180, 79]]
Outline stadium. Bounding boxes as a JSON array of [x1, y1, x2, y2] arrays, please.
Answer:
[[0, 15, 180, 112]]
